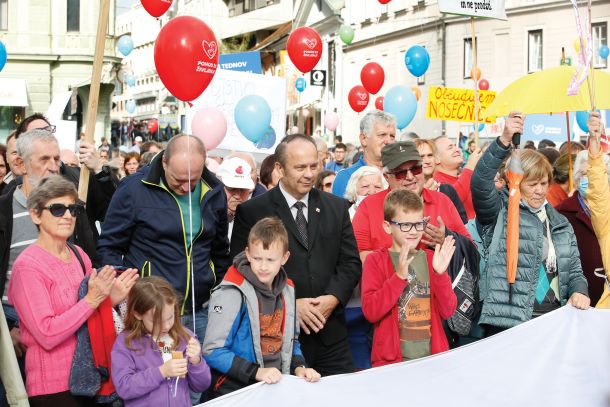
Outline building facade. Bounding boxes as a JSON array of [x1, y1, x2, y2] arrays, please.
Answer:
[[0, 0, 121, 145]]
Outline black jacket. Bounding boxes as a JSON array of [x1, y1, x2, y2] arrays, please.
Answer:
[[230, 186, 362, 346]]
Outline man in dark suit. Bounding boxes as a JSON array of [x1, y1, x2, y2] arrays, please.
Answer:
[[230, 134, 362, 376]]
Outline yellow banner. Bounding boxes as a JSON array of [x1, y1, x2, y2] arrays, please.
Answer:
[[426, 86, 496, 123]]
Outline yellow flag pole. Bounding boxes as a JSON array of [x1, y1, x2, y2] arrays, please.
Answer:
[[78, 0, 111, 202]]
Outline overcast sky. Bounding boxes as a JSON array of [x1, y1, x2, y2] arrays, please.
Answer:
[[117, 0, 133, 15]]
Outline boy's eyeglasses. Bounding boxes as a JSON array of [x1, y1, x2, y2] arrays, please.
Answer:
[[388, 220, 428, 232], [388, 164, 423, 180], [44, 203, 84, 218]]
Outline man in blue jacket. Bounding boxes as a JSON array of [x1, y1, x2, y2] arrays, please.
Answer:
[[98, 134, 230, 342]]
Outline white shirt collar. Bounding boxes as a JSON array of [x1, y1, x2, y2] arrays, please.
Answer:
[[278, 181, 309, 209]]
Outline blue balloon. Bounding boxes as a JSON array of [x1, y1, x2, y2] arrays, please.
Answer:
[[255, 127, 276, 149], [117, 35, 134, 57], [576, 111, 589, 132], [472, 123, 485, 132], [404, 45, 430, 78], [295, 77, 306, 93], [126, 100, 136, 114], [235, 95, 272, 143], [383, 86, 418, 130], [125, 73, 136, 87], [0, 41, 6, 72], [600, 45, 610, 60]]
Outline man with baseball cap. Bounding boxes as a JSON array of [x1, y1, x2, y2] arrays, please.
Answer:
[[352, 141, 471, 262], [216, 157, 255, 240]]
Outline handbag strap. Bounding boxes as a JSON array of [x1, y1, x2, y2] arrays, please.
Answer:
[[67, 241, 87, 276]]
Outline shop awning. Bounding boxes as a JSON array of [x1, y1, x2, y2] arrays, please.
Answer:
[[0, 78, 28, 106]]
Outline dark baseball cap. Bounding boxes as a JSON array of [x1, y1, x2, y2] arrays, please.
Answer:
[[381, 141, 421, 171]]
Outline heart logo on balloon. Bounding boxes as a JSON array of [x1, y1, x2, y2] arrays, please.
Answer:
[[357, 92, 368, 101], [202, 40, 217, 59], [305, 39, 317, 50]]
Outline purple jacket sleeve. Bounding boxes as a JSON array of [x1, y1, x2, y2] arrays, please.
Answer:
[[111, 336, 166, 400], [186, 358, 212, 393]]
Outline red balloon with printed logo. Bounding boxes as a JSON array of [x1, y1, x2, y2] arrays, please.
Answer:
[[287, 27, 323, 74], [375, 96, 384, 110], [154, 16, 219, 102], [147, 119, 159, 134], [348, 85, 370, 113], [360, 62, 385, 95], [478, 78, 490, 90], [141, 0, 173, 18]]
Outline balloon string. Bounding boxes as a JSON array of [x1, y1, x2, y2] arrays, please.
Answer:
[[187, 135, 196, 335]]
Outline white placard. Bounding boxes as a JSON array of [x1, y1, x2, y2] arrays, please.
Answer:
[[438, 0, 507, 20], [187, 69, 287, 154]]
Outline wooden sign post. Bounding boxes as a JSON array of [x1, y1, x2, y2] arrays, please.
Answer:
[[78, 0, 111, 202]]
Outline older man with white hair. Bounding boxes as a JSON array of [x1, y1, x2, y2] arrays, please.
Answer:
[[332, 110, 396, 198], [226, 151, 267, 198]]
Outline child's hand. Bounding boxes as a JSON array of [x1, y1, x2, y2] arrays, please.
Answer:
[[159, 358, 188, 378], [395, 238, 415, 280], [255, 367, 282, 384], [185, 337, 201, 365], [432, 235, 456, 275], [295, 366, 321, 382]]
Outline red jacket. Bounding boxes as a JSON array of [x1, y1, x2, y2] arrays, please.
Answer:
[[361, 248, 457, 367], [353, 188, 471, 253], [434, 169, 475, 220]]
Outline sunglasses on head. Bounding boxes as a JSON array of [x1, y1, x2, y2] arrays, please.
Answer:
[[388, 164, 423, 180], [388, 219, 428, 232], [44, 203, 84, 218]]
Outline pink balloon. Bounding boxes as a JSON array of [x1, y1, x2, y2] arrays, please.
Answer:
[[191, 107, 227, 150], [324, 112, 340, 131]]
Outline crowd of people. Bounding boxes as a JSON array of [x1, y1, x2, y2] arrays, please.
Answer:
[[0, 109, 606, 406]]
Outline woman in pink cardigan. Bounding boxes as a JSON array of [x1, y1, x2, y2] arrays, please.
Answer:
[[7, 175, 136, 406]]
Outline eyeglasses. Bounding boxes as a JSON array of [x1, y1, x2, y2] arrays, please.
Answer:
[[44, 203, 85, 218], [388, 220, 428, 232], [388, 165, 423, 180], [323, 182, 333, 188], [37, 125, 56, 133]]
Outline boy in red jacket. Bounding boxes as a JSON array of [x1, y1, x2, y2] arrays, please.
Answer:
[[362, 189, 457, 367]]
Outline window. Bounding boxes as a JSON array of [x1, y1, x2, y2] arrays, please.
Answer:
[[528, 29, 543, 73], [67, 0, 80, 32], [593, 22, 608, 69], [0, 0, 7, 31], [463, 38, 477, 79]]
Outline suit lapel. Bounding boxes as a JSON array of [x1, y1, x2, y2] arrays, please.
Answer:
[[271, 187, 308, 249], [307, 189, 321, 252]]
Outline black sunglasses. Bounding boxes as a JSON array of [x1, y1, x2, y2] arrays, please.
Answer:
[[44, 203, 84, 218], [388, 219, 428, 232], [389, 164, 423, 180]]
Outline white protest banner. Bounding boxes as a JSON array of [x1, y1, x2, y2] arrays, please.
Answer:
[[438, 0, 507, 20], [199, 307, 610, 407], [187, 69, 287, 154]]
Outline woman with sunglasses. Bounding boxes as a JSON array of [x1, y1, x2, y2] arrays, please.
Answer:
[[314, 170, 336, 193], [7, 175, 136, 406], [471, 112, 589, 338]]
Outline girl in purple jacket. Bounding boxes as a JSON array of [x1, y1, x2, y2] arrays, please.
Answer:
[[111, 277, 211, 406]]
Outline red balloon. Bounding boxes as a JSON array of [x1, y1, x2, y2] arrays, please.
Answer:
[[360, 62, 385, 95], [287, 27, 322, 74], [478, 78, 490, 90], [141, 0, 173, 18], [154, 16, 218, 103], [378, 0, 392, 3], [147, 119, 158, 134], [348, 86, 370, 113], [375, 96, 384, 110]]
